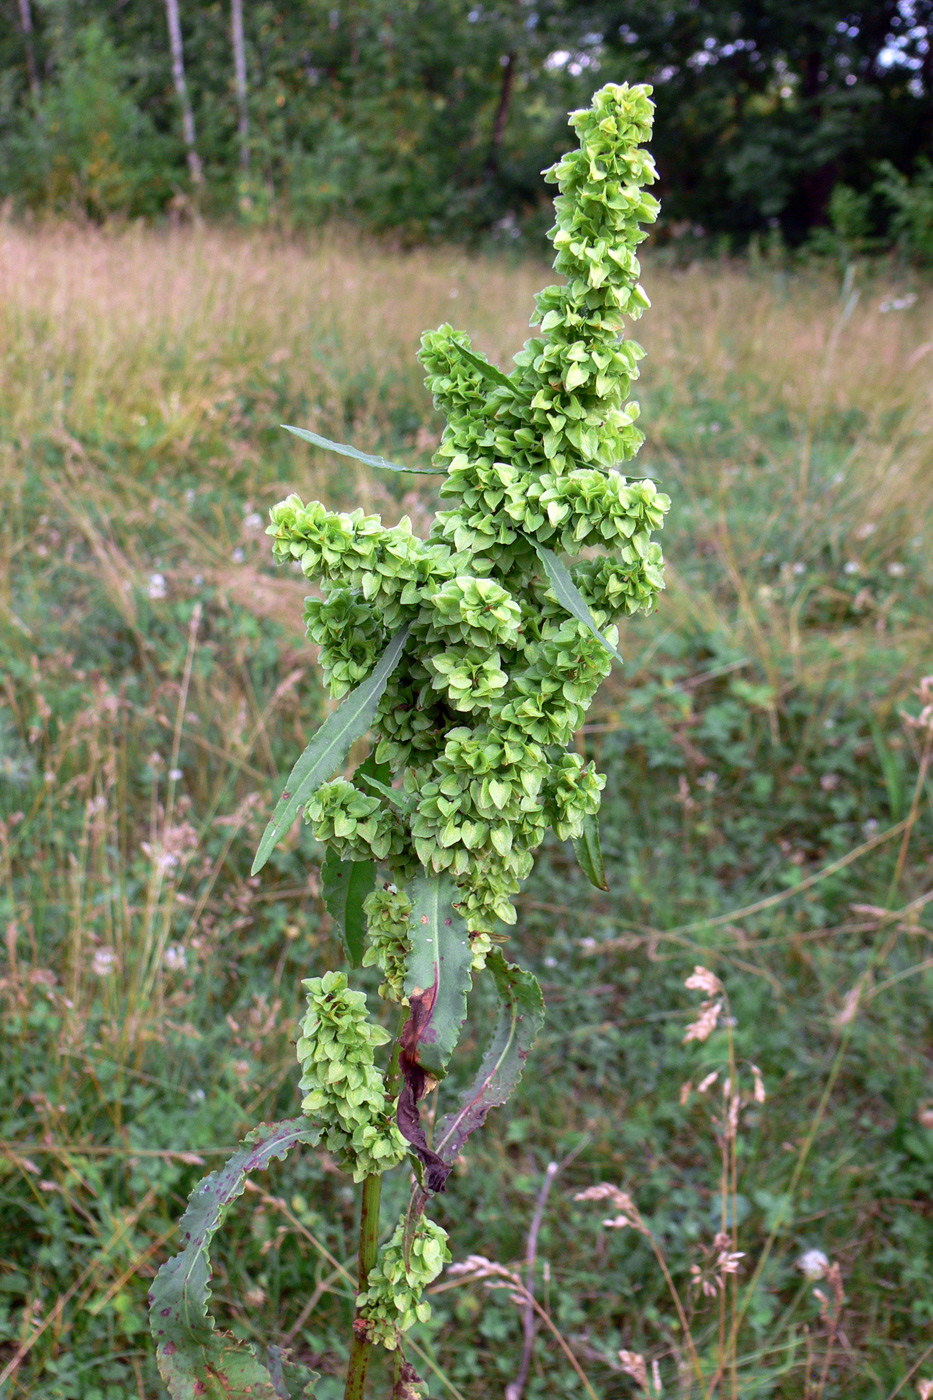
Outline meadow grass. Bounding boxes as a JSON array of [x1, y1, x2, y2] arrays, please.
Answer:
[[1, 223, 932, 1400]]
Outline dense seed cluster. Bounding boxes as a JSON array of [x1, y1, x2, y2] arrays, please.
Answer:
[[268, 84, 670, 962], [296, 971, 406, 1181], [355, 1215, 451, 1349]]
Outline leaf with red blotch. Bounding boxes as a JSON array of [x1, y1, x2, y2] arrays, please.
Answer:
[[432, 951, 544, 1166]]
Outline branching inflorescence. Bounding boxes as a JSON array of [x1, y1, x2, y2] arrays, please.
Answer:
[[150, 83, 670, 1400]]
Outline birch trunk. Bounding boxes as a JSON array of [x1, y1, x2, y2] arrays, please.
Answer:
[[18, 0, 40, 98], [164, 0, 204, 188], [230, 0, 250, 174]]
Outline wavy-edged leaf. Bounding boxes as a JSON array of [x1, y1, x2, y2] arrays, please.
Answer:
[[397, 873, 474, 1193], [282, 424, 444, 474], [401, 872, 473, 1081], [433, 951, 544, 1166], [252, 627, 409, 875], [572, 811, 610, 892], [321, 848, 374, 968], [452, 341, 515, 392], [149, 1119, 321, 1399], [531, 542, 624, 666]]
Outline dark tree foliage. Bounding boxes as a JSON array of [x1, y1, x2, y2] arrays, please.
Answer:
[[585, 0, 933, 242], [0, 0, 930, 246]]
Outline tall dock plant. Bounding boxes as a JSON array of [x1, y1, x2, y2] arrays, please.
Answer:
[[149, 83, 670, 1399]]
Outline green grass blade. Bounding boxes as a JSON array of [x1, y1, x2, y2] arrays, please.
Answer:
[[321, 847, 374, 968], [532, 542, 624, 666], [433, 951, 544, 1162], [572, 810, 610, 892], [251, 627, 409, 875], [282, 423, 444, 474], [149, 1119, 321, 1399]]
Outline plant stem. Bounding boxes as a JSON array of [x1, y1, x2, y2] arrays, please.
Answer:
[[344, 1171, 383, 1400]]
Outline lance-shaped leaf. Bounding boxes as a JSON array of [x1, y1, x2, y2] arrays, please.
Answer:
[[252, 627, 409, 875], [432, 951, 544, 1166], [282, 424, 444, 474], [149, 1119, 321, 1400], [572, 810, 610, 892], [452, 340, 516, 392], [401, 872, 473, 1080], [321, 848, 374, 968], [531, 542, 624, 667], [396, 873, 473, 1192]]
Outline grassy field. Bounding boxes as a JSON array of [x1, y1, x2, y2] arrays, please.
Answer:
[[1, 223, 932, 1400]]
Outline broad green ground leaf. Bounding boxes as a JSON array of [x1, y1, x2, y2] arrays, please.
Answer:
[[452, 341, 515, 392], [149, 1119, 321, 1400], [572, 811, 610, 892], [397, 873, 474, 1192], [252, 627, 409, 875], [321, 847, 374, 967], [433, 951, 544, 1165], [532, 542, 624, 666], [282, 424, 443, 474]]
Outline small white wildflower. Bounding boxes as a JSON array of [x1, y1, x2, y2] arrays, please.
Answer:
[[797, 1248, 830, 1280], [792, 561, 806, 575], [708, 421, 721, 433], [231, 547, 246, 564], [193, 573, 205, 586], [189, 1087, 206, 1103], [697, 771, 719, 791], [879, 293, 917, 313], [843, 560, 861, 576], [685, 966, 722, 996], [164, 945, 187, 973], [148, 573, 167, 600], [862, 818, 879, 837], [92, 947, 117, 976], [887, 561, 907, 578], [544, 955, 558, 967], [169, 768, 183, 782], [185, 488, 196, 504], [832, 471, 845, 485], [820, 773, 840, 791], [855, 522, 877, 540], [243, 512, 264, 531]]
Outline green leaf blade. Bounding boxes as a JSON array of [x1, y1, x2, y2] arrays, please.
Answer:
[[452, 340, 515, 392], [282, 424, 443, 474], [402, 872, 473, 1081], [251, 627, 409, 876], [532, 542, 624, 667], [149, 1119, 321, 1399], [572, 810, 610, 891], [433, 951, 544, 1164], [321, 848, 374, 967]]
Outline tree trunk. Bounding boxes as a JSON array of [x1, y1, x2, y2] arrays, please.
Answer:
[[231, 0, 250, 175], [485, 51, 515, 177], [164, 0, 204, 188], [18, 0, 40, 99]]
